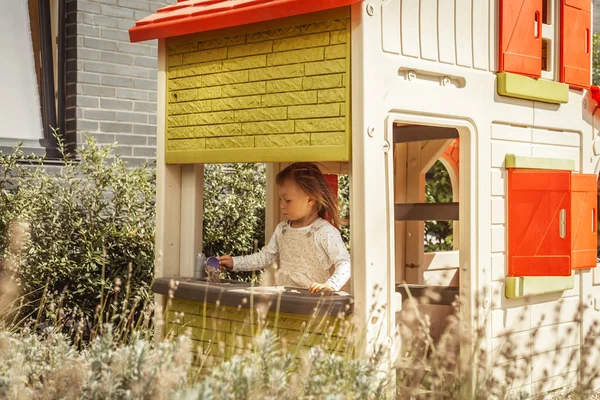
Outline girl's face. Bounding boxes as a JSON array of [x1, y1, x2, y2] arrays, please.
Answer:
[[277, 179, 316, 222]]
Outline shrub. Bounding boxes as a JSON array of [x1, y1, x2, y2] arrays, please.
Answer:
[[0, 135, 155, 333], [424, 160, 454, 252], [594, 32, 600, 85], [338, 173, 350, 248], [3, 283, 600, 399], [0, 326, 191, 399], [0, 324, 388, 399], [202, 163, 266, 257]]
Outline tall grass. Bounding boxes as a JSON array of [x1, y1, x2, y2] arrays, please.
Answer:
[[3, 265, 600, 399]]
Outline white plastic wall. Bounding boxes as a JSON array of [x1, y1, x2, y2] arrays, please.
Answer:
[[351, 0, 598, 397]]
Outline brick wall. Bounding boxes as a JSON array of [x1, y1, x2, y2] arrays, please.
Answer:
[[66, 0, 171, 166], [164, 10, 351, 164]]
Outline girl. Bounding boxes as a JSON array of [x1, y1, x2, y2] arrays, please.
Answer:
[[218, 162, 350, 293]]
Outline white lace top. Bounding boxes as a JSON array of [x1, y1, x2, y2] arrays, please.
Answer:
[[232, 218, 351, 291]]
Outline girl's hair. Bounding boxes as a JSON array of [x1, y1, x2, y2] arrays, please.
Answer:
[[276, 162, 340, 226]]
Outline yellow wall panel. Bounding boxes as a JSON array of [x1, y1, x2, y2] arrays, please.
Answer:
[[165, 8, 351, 164]]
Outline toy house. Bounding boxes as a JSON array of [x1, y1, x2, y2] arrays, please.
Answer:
[[130, 0, 599, 396]]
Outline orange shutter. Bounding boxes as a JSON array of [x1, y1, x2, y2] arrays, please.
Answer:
[[571, 174, 597, 269], [560, 0, 591, 88], [499, 0, 543, 77], [508, 169, 571, 276], [323, 174, 339, 226]]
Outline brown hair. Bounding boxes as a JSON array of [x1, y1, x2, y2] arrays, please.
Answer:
[[276, 162, 340, 227]]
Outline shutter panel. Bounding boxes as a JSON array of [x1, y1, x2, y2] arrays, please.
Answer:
[[324, 174, 339, 199], [571, 173, 597, 269], [499, 0, 543, 77], [508, 169, 571, 276], [323, 174, 339, 226], [560, 0, 591, 88]]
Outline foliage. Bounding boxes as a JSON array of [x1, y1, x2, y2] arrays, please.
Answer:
[[185, 329, 388, 399], [2, 289, 600, 399], [0, 135, 155, 335], [0, 326, 190, 399], [338, 173, 350, 248], [593, 32, 600, 85], [0, 324, 387, 399], [202, 163, 266, 257], [424, 160, 454, 252]]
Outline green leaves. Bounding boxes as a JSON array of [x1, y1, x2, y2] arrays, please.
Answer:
[[424, 160, 454, 252], [594, 32, 600, 86], [0, 134, 155, 331], [202, 163, 266, 257]]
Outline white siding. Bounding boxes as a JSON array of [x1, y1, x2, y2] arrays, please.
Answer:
[[384, 0, 490, 70]]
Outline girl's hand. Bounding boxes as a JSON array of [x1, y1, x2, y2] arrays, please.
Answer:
[[309, 282, 334, 293], [218, 255, 234, 270]]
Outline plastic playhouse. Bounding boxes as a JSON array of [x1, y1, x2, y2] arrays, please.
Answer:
[[130, 0, 600, 396]]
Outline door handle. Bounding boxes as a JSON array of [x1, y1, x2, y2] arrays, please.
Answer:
[[559, 209, 567, 238]]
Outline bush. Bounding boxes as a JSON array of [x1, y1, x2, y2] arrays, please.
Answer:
[[0, 324, 388, 400], [424, 160, 453, 252], [594, 32, 600, 85], [3, 289, 599, 399], [0, 326, 191, 399], [338, 174, 350, 248], [0, 136, 155, 333], [202, 163, 266, 257]]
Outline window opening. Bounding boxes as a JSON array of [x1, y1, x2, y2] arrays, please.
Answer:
[[425, 160, 454, 253], [542, 0, 551, 24], [542, 39, 551, 72], [540, 0, 557, 80]]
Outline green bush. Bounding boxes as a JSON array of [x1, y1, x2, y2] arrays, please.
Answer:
[[0, 325, 388, 400], [593, 32, 600, 85], [338, 174, 350, 248], [3, 293, 598, 399], [202, 163, 266, 257], [0, 136, 155, 331], [424, 160, 454, 252]]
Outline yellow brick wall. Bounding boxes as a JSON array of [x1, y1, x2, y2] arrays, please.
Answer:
[[166, 298, 350, 370], [165, 9, 351, 164]]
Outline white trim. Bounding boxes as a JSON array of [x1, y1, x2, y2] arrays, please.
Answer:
[[385, 112, 479, 394], [154, 39, 182, 343], [179, 165, 204, 277]]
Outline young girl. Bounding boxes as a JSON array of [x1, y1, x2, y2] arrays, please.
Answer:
[[218, 162, 350, 293]]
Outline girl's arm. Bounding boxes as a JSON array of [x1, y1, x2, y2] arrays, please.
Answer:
[[319, 226, 351, 291], [231, 225, 281, 272]]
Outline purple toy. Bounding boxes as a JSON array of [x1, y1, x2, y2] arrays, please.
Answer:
[[205, 256, 220, 270]]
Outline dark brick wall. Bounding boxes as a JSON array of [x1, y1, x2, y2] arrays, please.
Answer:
[[68, 0, 171, 166]]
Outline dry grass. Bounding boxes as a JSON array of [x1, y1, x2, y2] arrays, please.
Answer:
[[2, 223, 600, 398]]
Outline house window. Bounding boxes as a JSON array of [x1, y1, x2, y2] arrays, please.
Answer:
[[0, 1, 65, 156]]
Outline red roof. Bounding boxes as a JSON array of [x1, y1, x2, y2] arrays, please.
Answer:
[[129, 0, 360, 43]]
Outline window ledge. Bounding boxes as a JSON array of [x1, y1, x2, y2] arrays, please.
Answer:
[[497, 72, 569, 104], [505, 154, 575, 171], [505, 275, 574, 298]]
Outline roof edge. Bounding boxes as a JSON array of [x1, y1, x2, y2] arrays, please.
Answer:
[[129, 0, 360, 43]]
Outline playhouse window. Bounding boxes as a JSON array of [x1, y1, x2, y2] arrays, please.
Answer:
[[205, 162, 352, 292], [499, 0, 591, 88]]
